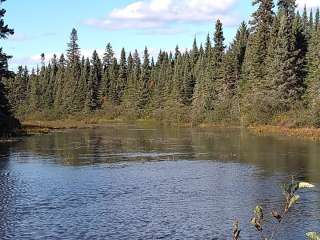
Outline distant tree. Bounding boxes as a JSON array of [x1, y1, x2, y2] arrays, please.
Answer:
[[85, 50, 102, 111], [191, 37, 199, 64], [100, 43, 115, 103], [102, 42, 114, 69], [137, 47, 151, 112], [315, 8, 320, 30], [53, 54, 66, 112], [110, 48, 126, 105], [67, 28, 80, 65], [64, 28, 81, 113], [204, 33, 212, 59]]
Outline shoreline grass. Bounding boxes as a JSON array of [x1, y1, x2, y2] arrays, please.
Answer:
[[249, 125, 320, 141], [19, 116, 320, 141]]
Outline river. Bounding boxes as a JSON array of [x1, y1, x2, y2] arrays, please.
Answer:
[[0, 124, 319, 239]]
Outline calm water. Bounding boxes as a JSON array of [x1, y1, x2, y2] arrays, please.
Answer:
[[0, 124, 319, 240]]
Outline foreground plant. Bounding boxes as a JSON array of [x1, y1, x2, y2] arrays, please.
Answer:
[[233, 179, 316, 239], [307, 232, 320, 240]]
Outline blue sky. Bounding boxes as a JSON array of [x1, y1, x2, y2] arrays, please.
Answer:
[[2, 0, 319, 70]]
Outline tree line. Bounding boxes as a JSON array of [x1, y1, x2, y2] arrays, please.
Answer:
[[4, 0, 320, 127]]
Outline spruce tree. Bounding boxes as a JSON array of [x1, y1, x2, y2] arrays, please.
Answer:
[[117, 48, 127, 104], [53, 54, 66, 112], [86, 50, 102, 111], [181, 57, 195, 106], [101, 43, 115, 102], [315, 8, 320, 30], [67, 28, 80, 65], [137, 47, 151, 112], [269, 12, 304, 109], [241, 0, 274, 123], [103, 42, 114, 69], [0, 0, 19, 134], [64, 28, 81, 113], [191, 37, 199, 64], [204, 33, 212, 59], [122, 51, 140, 118], [222, 22, 249, 97], [207, 19, 226, 111], [305, 27, 320, 126], [6, 66, 28, 114]]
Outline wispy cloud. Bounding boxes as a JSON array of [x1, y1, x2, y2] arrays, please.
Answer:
[[84, 0, 240, 33], [8, 32, 57, 42], [297, 0, 320, 10], [8, 32, 30, 42]]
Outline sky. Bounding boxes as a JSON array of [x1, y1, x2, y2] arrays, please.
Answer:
[[2, 0, 320, 70]]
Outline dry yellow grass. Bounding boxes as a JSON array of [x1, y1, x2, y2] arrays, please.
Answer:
[[250, 125, 320, 141]]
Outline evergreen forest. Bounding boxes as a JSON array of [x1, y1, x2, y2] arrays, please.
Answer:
[[2, 0, 320, 132]]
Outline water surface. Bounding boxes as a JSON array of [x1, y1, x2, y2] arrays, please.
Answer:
[[0, 125, 319, 239]]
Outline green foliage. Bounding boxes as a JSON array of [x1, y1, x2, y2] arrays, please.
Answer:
[[5, 3, 320, 128], [235, 179, 316, 240], [0, 0, 20, 136], [307, 232, 320, 240]]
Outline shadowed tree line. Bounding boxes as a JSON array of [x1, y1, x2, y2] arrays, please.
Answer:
[[0, 0, 20, 137], [3, 0, 320, 127]]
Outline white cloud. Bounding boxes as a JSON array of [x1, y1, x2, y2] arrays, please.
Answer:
[[8, 32, 57, 43], [8, 32, 30, 42], [84, 0, 240, 32], [297, 0, 320, 10]]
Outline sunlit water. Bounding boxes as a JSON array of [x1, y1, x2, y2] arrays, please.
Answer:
[[0, 124, 319, 239]]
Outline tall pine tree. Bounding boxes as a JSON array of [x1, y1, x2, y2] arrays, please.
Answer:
[[0, 0, 19, 134]]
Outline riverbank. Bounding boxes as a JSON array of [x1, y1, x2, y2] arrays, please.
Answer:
[[21, 119, 121, 135], [19, 117, 320, 141], [20, 116, 163, 135]]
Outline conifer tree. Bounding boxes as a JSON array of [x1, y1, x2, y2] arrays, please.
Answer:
[[205, 33, 212, 59], [293, 12, 308, 89], [222, 22, 249, 97], [86, 50, 102, 111], [103, 43, 114, 69], [53, 54, 66, 112], [67, 28, 80, 65], [0, 0, 19, 134], [29, 68, 41, 111], [122, 51, 140, 117], [191, 37, 199, 64], [64, 28, 81, 113], [101, 43, 115, 102], [6, 66, 28, 114], [269, 11, 304, 109], [309, 9, 314, 30], [181, 57, 195, 106], [77, 57, 89, 111], [305, 27, 320, 126], [241, 0, 274, 123], [174, 45, 181, 60], [207, 19, 226, 111], [137, 47, 151, 112], [315, 8, 320, 30], [118, 48, 127, 104]]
